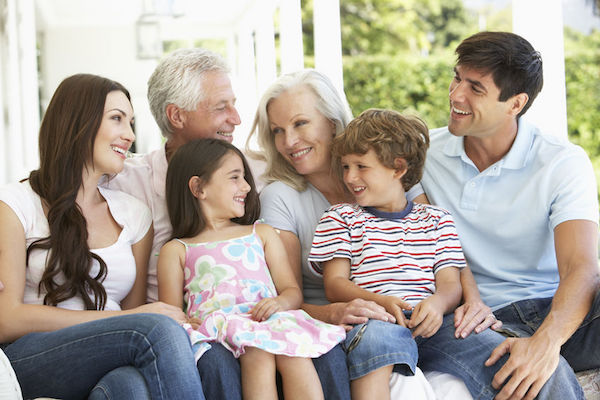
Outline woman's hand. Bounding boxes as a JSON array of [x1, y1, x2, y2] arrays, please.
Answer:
[[131, 301, 188, 323], [329, 298, 396, 331], [251, 297, 284, 321], [454, 298, 502, 338]]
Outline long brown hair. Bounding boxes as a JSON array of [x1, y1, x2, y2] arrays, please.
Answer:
[[166, 138, 260, 240], [27, 73, 131, 310]]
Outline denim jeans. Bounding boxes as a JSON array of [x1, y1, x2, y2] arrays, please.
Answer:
[[3, 314, 204, 400], [89, 366, 150, 400], [351, 313, 582, 400], [344, 320, 417, 380], [494, 291, 600, 372], [198, 342, 350, 400]]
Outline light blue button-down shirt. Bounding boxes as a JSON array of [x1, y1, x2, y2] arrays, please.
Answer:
[[420, 118, 598, 310]]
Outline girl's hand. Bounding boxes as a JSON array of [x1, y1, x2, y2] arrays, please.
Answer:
[[251, 297, 284, 321], [131, 301, 187, 323], [407, 295, 444, 338], [378, 296, 413, 328]]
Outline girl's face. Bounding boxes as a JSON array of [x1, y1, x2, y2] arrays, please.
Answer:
[[200, 151, 251, 219], [267, 85, 336, 181], [91, 90, 135, 176]]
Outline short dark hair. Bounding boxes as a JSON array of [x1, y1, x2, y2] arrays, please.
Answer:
[[166, 138, 260, 240], [333, 108, 429, 191], [456, 31, 543, 117]]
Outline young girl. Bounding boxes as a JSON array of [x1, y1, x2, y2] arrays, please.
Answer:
[[158, 138, 345, 400]]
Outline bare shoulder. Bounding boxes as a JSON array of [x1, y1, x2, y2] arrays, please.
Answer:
[[255, 222, 280, 243]]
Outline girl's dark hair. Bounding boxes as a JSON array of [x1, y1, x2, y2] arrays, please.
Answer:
[[27, 73, 131, 310], [166, 138, 260, 239]]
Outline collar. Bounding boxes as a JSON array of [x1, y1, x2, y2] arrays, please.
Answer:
[[365, 201, 413, 220], [442, 118, 535, 171]]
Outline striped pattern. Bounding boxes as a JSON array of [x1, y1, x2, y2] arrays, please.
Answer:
[[309, 203, 466, 305]]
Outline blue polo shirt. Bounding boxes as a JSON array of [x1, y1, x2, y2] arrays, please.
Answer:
[[421, 118, 598, 310]]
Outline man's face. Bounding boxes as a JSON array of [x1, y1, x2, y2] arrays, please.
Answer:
[[180, 70, 241, 143], [447, 65, 515, 139]]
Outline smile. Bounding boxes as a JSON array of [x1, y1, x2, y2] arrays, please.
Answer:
[[290, 148, 311, 159], [234, 196, 246, 203], [217, 131, 233, 138], [111, 146, 129, 158], [452, 106, 471, 115]]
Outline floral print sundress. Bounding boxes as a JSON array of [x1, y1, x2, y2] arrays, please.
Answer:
[[178, 223, 345, 361]]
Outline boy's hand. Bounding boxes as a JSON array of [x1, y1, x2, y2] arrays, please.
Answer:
[[378, 296, 412, 327], [408, 295, 444, 338], [251, 297, 283, 321]]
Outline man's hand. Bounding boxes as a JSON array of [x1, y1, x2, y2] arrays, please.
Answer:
[[454, 298, 502, 338], [485, 334, 560, 400], [408, 295, 444, 338], [329, 298, 396, 331]]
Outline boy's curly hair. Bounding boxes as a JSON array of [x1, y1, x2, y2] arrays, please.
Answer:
[[333, 108, 429, 191]]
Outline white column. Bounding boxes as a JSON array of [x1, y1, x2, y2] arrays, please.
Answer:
[[313, 0, 344, 96], [254, 7, 277, 95], [513, 0, 567, 138], [17, 0, 40, 171], [279, 0, 304, 73], [3, 0, 26, 183]]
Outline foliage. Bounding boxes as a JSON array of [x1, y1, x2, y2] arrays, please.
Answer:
[[563, 27, 600, 195], [302, 0, 473, 56], [342, 52, 454, 129]]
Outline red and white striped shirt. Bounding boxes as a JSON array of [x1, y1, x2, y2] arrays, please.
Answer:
[[309, 202, 466, 306]]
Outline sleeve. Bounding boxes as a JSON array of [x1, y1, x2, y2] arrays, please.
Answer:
[[0, 183, 34, 233], [548, 145, 599, 229], [406, 182, 425, 201], [432, 211, 466, 274], [259, 182, 299, 235], [308, 207, 352, 264], [130, 200, 152, 244]]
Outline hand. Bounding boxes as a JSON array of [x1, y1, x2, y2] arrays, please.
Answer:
[[378, 296, 413, 328], [132, 301, 188, 323], [186, 316, 202, 330], [329, 298, 396, 331], [407, 295, 444, 338], [251, 297, 283, 321], [485, 335, 560, 400], [454, 298, 502, 338]]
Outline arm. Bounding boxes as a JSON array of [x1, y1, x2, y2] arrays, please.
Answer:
[[487, 219, 599, 400], [251, 224, 303, 321], [156, 239, 186, 309], [278, 229, 393, 328], [323, 258, 406, 326], [408, 266, 461, 338], [120, 224, 154, 309], [0, 202, 185, 343]]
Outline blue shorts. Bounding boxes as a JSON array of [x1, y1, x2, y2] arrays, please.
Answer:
[[343, 319, 417, 380]]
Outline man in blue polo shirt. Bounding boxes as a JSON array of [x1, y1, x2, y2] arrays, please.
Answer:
[[421, 31, 600, 399]]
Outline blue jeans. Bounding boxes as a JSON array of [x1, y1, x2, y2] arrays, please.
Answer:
[[3, 314, 204, 400], [89, 366, 150, 400], [344, 320, 417, 379], [198, 342, 350, 400], [352, 314, 582, 400], [494, 292, 600, 372]]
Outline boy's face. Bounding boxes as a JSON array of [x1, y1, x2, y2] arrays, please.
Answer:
[[341, 149, 407, 213]]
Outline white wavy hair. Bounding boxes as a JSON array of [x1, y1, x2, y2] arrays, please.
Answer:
[[147, 48, 229, 138]]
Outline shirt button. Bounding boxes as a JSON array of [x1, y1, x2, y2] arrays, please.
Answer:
[[470, 182, 476, 187]]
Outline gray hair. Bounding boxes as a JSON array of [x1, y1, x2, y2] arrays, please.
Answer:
[[148, 48, 230, 138], [246, 69, 352, 192]]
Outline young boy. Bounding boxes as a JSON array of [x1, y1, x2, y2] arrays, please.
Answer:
[[309, 108, 466, 399]]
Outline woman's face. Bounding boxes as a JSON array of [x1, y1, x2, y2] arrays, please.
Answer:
[[267, 85, 336, 180], [91, 90, 135, 176]]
